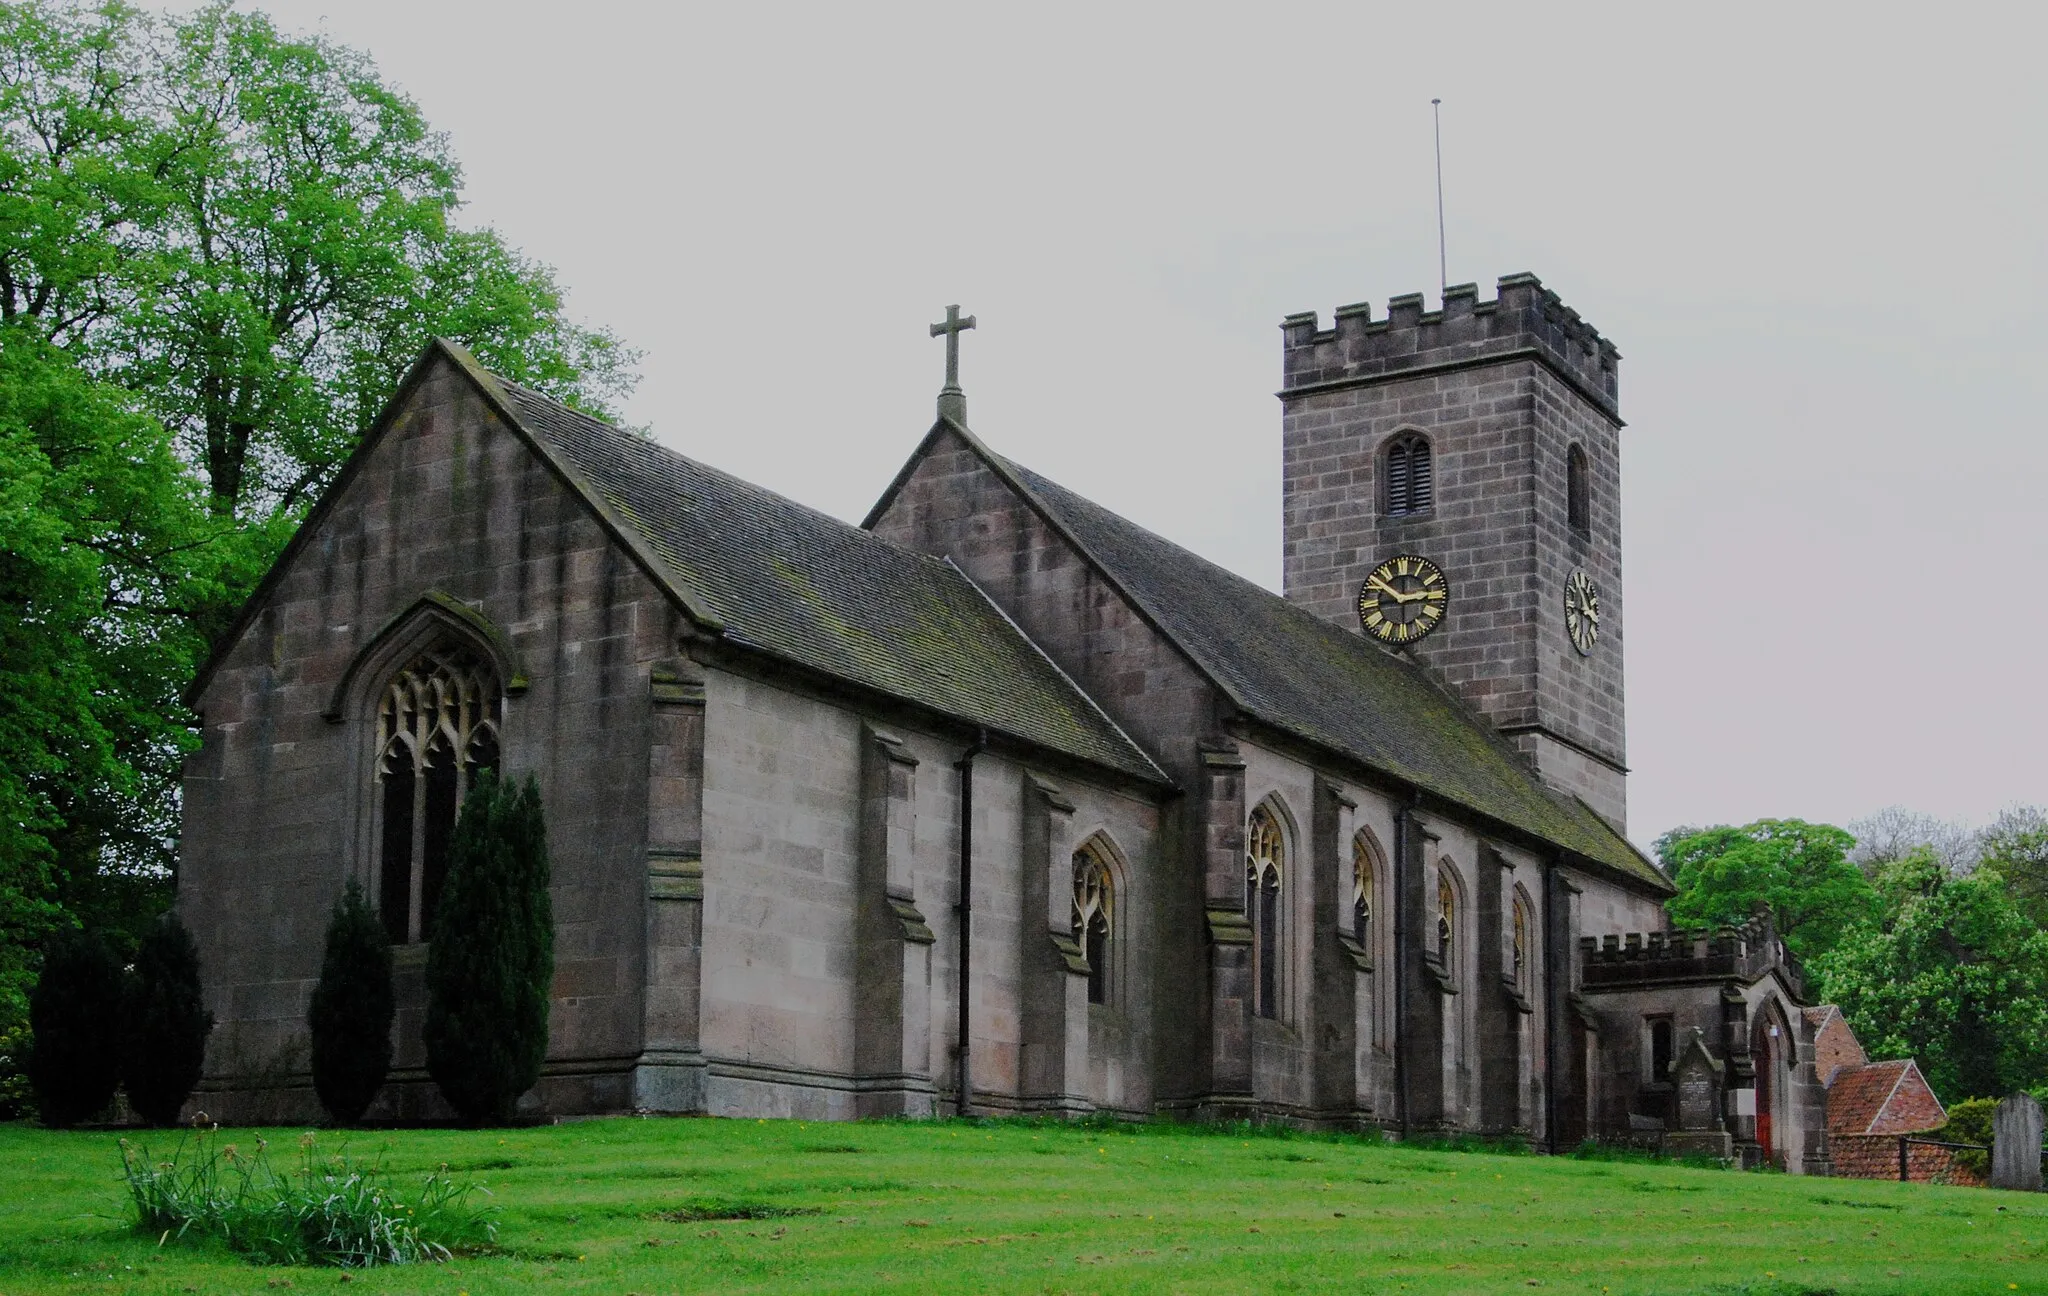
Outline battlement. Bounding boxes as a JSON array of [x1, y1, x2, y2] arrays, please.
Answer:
[[1578, 912, 1808, 1000], [1279, 273, 1619, 418]]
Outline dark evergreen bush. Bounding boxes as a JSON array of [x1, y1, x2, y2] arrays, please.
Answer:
[[122, 913, 216, 1127], [308, 879, 396, 1125], [27, 928, 125, 1127], [424, 772, 554, 1124]]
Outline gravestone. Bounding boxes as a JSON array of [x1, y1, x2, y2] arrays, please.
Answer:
[[1663, 1028, 1733, 1160], [1992, 1092, 2043, 1192]]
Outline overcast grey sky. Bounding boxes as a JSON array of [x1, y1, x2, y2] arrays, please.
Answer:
[[245, 0, 2047, 850]]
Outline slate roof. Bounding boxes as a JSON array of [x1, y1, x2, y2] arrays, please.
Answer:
[[893, 424, 1666, 891], [1826, 1059, 1946, 1136], [463, 371, 1159, 785]]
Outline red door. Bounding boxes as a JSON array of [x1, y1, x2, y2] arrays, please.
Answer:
[[1753, 1018, 1775, 1161]]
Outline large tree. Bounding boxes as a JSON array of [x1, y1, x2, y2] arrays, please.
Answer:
[[2, 0, 635, 527], [1657, 819, 1877, 961], [1812, 849, 2048, 1100], [0, 0, 634, 1041]]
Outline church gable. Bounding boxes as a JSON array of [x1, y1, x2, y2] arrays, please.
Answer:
[[865, 422, 1216, 778]]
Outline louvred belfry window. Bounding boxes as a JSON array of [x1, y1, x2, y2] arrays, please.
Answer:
[[1385, 433, 1433, 516], [1567, 443, 1591, 536], [376, 644, 501, 944]]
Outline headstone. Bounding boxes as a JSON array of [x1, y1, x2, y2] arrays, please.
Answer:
[[1663, 1028, 1733, 1160], [1992, 1092, 2044, 1192]]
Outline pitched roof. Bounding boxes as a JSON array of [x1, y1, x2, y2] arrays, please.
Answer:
[[871, 421, 1667, 892], [185, 342, 1165, 789], [489, 381, 1166, 787], [1827, 1059, 1947, 1136]]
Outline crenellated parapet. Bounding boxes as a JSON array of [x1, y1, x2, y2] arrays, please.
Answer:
[[1279, 273, 1620, 420], [1578, 911, 1807, 1000]]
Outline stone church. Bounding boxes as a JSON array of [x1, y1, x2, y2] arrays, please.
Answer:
[[179, 274, 1834, 1169]]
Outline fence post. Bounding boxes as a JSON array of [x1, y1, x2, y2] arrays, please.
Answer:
[[1898, 1136, 1908, 1183]]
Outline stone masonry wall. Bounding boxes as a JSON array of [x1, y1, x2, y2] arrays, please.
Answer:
[[695, 666, 1162, 1119], [868, 427, 1216, 1102], [1279, 277, 1627, 828], [180, 354, 684, 1120]]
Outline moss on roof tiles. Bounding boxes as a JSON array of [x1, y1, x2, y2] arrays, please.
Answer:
[[494, 383, 1165, 787], [994, 456, 1667, 892]]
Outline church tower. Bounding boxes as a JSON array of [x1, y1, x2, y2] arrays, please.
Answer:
[[1278, 274, 1628, 829]]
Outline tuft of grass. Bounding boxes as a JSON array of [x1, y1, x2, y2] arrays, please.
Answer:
[[119, 1125, 495, 1266]]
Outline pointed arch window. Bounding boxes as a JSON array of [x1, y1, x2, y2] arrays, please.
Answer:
[[1351, 835, 1375, 951], [1511, 893, 1531, 991], [1384, 433, 1434, 517], [1436, 868, 1456, 968], [1566, 443, 1591, 537], [1072, 843, 1115, 1006], [376, 643, 501, 944], [1246, 805, 1286, 1019]]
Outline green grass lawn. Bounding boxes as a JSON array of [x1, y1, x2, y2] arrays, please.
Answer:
[[1, 1116, 2042, 1294]]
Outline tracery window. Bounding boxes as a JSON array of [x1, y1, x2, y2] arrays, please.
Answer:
[[1351, 835, 1375, 951], [376, 643, 501, 944], [1246, 805, 1285, 1019], [1566, 443, 1591, 536], [1436, 868, 1456, 968], [1384, 432, 1434, 516], [1511, 894, 1530, 990], [1072, 843, 1115, 1006]]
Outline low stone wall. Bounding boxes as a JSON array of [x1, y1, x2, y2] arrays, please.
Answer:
[[1831, 1134, 1986, 1186]]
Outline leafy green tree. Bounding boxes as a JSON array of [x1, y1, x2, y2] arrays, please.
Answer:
[[0, 0, 634, 1006], [26, 926, 123, 1125], [1978, 805, 2048, 929], [1659, 819, 1877, 960], [425, 773, 553, 1124], [120, 911, 214, 1125], [1812, 849, 2048, 1100], [307, 879, 395, 1125], [0, 329, 217, 1025]]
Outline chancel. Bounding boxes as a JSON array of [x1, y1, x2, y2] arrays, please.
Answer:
[[179, 274, 1886, 1169]]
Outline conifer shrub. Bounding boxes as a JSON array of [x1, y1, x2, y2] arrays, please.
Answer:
[[27, 928, 126, 1127], [308, 879, 396, 1125], [424, 772, 554, 1124], [122, 913, 216, 1127]]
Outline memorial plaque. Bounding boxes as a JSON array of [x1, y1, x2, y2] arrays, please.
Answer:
[[1678, 1065, 1716, 1131]]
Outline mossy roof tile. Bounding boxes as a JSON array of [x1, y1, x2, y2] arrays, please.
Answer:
[[986, 450, 1666, 891], [495, 384, 1165, 787]]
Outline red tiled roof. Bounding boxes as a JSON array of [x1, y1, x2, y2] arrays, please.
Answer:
[[1807, 1005, 1869, 1089], [1825, 1059, 1946, 1136]]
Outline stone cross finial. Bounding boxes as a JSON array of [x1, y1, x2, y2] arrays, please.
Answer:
[[930, 304, 975, 423]]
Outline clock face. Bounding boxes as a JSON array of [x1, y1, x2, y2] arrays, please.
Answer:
[[1358, 555, 1449, 645], [1564, 568, 1600, 656]]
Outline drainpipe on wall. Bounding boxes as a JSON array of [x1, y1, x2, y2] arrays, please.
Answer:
[[1542, 856, 1561, 1154], [954, 729, 987, 1118], [1393, 793, 1416, 1140]]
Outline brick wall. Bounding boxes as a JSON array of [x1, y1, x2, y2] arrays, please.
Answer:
[[1831, 1135, 1987, 1186]]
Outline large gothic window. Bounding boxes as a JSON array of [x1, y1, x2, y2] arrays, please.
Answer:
[[1246, 805, 1285, 1019], [1384, 432, 1433, 517], [1072, 842, 1115, 1006], [376, 643, 501, 944]]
